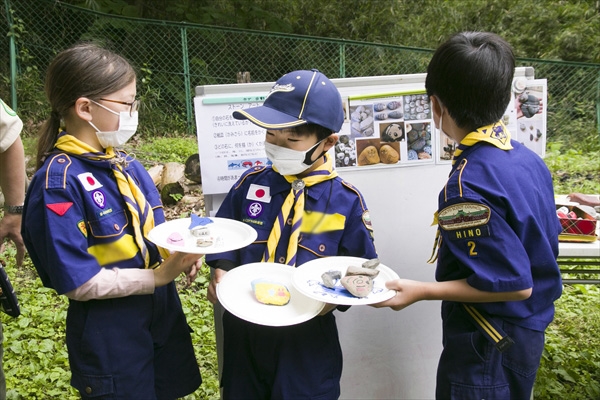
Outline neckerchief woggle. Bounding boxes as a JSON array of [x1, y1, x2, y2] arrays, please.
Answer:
[[427, 120, 512, 263], [55, 132, 170, 268], [262, 153, 338, 266]]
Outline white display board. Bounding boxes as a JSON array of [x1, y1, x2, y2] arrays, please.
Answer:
[[193, 67, 542, 399]]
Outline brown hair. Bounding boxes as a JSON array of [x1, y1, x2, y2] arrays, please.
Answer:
[[36, 43, 136, 169]]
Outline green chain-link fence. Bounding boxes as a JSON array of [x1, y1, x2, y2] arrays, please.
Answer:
[[2, 0, 599, 148]]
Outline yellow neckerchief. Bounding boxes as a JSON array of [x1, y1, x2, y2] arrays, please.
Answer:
[[427, 120, 512, 264], [55, 133, 169, 268], [451, 120, 513, 165], [262, 153, 338, 266]]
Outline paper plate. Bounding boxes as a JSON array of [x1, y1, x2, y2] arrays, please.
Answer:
[[148, 217, 257, 254], [292, 256, 400, 305], [217, 263, 325, 327]]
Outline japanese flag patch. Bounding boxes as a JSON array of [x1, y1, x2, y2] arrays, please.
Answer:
[[77, 172, 103, 191], [247, 184, 271, 203]]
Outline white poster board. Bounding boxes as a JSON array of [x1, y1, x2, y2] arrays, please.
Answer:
[[193, 67, 543, 399]]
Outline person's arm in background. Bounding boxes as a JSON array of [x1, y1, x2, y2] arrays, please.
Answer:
[[0, 107, 26, 266]]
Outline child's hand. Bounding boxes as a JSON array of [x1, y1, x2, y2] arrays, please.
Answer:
[[371, 279, 426, 311], [183, 258, 202, 286], [154, 252, 204, 287], [207, 268, 226, 305]]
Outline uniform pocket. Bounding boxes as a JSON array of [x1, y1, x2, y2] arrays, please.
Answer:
[[298, 231, 341, 257], [450, 382, 510, 400], [502, 322, 544, 377], [71, 371, 114, 398], [88, 209, 129, 238]]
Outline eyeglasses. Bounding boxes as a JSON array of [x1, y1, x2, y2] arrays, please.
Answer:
[[99, 98, 139, 116]]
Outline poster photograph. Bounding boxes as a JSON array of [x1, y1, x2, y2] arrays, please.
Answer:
[[335, 92, 435, 169], [504, 77, 547, 157]]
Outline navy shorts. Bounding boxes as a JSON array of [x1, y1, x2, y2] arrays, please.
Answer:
[[66, 282, 201, 399], [436, 302, 544, 400], [221, 310, 343, 400]]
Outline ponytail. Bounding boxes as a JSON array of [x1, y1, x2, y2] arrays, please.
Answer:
[[35, 111, 61, 170]]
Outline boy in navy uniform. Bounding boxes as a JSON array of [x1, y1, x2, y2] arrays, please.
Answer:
[[375, 32, 562, 399], [206, 69, 377, 399]]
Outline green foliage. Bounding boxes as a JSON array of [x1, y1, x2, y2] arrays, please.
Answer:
[[534, 284, 600, 399], [122, 136, 198, 167], [545, 144, 600, 194], [1, 247, 78, 399]]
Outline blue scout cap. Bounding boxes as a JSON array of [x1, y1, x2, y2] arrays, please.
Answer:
[[233, 69, 344, 133]]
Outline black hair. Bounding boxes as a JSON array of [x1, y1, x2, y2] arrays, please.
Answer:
[[288, 123, 333, 141], [425, 31, 515, 132]]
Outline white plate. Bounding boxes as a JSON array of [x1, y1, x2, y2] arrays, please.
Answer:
[[217, 263, 325, 326], [148, 217, 257, 254], [292, 256, 400, 305]]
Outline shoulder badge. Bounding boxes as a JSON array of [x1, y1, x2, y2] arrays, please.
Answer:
[[45, 153, 72, 190], [362, 210, 373, 231], [438, 202, 490, 231]]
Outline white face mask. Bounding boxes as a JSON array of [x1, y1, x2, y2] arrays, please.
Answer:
[[89, 100, 138, 148], [264, 140, 325, 176]]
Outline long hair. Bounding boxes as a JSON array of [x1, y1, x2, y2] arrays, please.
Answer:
[[36, 43, 136, 169]]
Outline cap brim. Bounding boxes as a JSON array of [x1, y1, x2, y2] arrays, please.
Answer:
[[233, 106, 307, 129]]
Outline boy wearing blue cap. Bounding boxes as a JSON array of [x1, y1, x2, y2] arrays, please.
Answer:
[[206, 69, 377, 399], [375, 32, 562, 399]]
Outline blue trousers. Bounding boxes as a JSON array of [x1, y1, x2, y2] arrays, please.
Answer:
[[436, 302, 544, 400]]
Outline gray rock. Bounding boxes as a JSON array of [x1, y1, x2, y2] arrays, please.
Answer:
[[362, 258, 380, 269], [321, 270, 342, 288], [346, 265, 379, 278]]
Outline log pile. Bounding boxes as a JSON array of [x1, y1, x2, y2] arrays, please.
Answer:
[[151, 153, 205, 219]]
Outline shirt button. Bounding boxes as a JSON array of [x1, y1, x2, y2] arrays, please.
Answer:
[[286, 218, 293, 225], [278, 256, 285, 263], [85, 387, 92, 394], [113, 223, 120, 231]]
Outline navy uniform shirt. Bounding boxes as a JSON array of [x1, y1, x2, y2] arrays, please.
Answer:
[[436, 140, 562, 331], [206, 165, 377, 268], [23, 151, 164, 294]]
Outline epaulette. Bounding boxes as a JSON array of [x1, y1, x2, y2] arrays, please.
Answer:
[[340, 179, 367, 211], [234, 165, 268, 190], [45, 153, 72, 190], [443, 158, 468, 203]]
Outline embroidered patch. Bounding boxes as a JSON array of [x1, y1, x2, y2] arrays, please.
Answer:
[[98, 208, 113, 217], [362, 210, 373, 231], [77, 220, 88, 238], [438, 203, 490, 231], [247, 184, 271, 203], [247, 202, 263, 218], [77, 172, 103, 191], [242, 218, 264, 226], [447, 225, 491, 241], [92, 190, 106, 209], [46, 202, 73, 216]]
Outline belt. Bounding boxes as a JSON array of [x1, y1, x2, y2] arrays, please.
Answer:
[[462, 304, 514, 352]]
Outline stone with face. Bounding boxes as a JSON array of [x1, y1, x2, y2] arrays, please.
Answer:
[[358, 145, 380, 165], [341, 275, 373, 298]]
